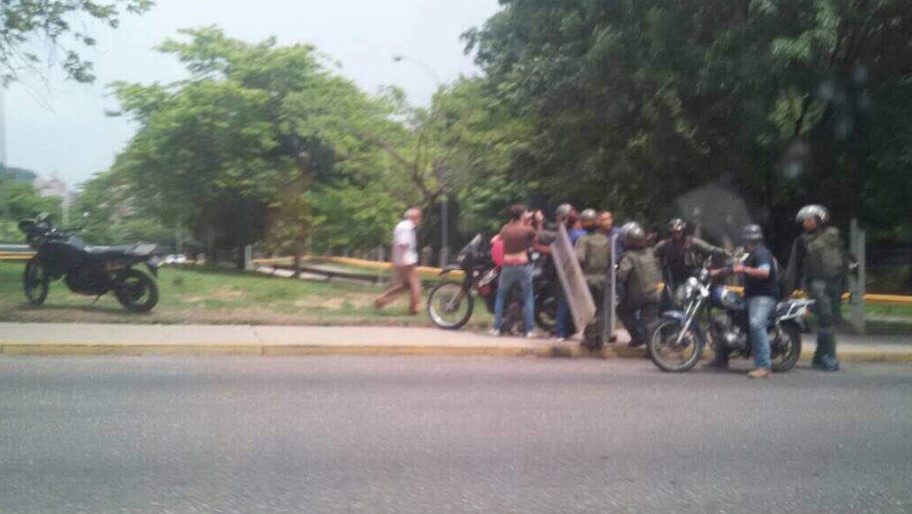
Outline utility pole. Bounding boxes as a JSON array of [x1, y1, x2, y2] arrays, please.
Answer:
[[0, 87, 8, 221], [0, 86, 6, 167]]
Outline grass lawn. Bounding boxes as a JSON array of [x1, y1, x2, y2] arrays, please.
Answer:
[[0, 261, 492, 328]]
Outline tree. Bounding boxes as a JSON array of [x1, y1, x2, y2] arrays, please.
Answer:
[[0, 0, 153, 84], [108, 28, 416, 259], [466, 0, 912, 250]]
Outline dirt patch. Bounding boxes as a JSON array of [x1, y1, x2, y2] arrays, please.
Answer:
[[293, 294, 375, 309], [211, 287, 245, 302]]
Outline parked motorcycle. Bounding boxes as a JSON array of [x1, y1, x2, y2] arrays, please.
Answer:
[[426, 234, 558, 333], [18, 213, 161, 312], [647, 256, 812, 372]]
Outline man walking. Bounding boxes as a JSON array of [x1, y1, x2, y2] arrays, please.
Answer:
[[375, 207, 422, 315], [490, 204, 542, 338]]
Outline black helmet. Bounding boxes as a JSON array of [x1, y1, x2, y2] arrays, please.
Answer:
[[668, 218, 687, 233], [796, 204, 829, 224], [623, 222, 646, 248], [555, 203, 573, 220], [580, 208, 598, 229], [740, 224, 764, 244]]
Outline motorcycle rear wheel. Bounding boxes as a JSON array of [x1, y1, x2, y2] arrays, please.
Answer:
[[116, 269, 159, 313], [427, 281, 474, 330], [648, 318, 705, 372], [23, 257, 49, 306], [534, 294, 558, 332], [770, 322, 802, 372]]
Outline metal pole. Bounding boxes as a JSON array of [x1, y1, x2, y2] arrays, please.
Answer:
[[850, 219, 866, 334], [601, 234, 618, 345], [0, 87, 8, 221], [0, 86, 6, 167], [176, 221, 183, 254], [439, 195, 449, 267]]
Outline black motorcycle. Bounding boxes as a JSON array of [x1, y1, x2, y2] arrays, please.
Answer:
[[647, 256, 812, 372], [18, 214, 160, 313], [426, 234, 558, 333]]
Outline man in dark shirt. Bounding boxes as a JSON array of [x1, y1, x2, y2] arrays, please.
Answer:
[[713, 224, 778, 378]]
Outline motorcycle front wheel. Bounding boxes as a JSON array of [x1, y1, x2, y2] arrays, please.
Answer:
[[647, 318, 705, 372], [770, 322, 802, 372], [115, 269, 159, 313], [23, 257, 49, 306], [427, 281, 474, 330]]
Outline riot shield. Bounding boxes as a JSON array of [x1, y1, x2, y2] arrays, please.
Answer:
[[550, 225, 596, 335]]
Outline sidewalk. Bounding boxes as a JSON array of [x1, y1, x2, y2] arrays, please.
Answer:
[[0, 323, 910, 362]]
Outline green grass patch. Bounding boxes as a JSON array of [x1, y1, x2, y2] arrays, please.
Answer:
[[0, 261, 492, 327]]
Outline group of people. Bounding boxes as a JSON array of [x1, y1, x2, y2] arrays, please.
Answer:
[[542, 204, 726, 351], [376, 202, 849, 378]]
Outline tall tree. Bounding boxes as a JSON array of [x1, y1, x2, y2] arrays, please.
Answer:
[[466, 0, 912, 248], [107, 28, 415, 257]]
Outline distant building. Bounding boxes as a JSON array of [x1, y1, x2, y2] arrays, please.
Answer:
[[33, 175, 74, 204]]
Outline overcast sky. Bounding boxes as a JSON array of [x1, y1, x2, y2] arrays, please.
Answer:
[[3, 0, 501, 189]]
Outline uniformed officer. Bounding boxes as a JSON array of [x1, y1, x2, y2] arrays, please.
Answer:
[[785, 205, 850, 372], [654, 218, 727, 291], [616, 223, 662, 347], [575, 209, 612, 348]]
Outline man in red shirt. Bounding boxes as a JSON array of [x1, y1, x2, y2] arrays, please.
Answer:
[[490, 204, 543, 337]]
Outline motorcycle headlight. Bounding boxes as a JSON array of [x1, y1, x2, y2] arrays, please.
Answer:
[[676, 277, 701, 303]]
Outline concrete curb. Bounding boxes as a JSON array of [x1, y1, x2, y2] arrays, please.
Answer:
[[1, 341, 910, 363]]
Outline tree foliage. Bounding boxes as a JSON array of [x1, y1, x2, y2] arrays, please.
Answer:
[[105, 27, 418, 255], [0, 0, 153, 83], [465, 0, 912, 246]]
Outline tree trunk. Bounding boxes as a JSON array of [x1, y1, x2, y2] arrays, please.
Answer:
[[293, 243, 303, 279]]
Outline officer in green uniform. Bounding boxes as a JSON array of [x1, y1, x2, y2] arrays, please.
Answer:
[[785, 205, 849, 372], [575, 209, 612, 348], [617, 223, 662, 347]]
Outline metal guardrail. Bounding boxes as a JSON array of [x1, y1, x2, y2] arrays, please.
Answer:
[[0, 244, 33, 261], [256, 256, 912, 308], [257, 262, 442, 288], [0, 244, 30, 252]]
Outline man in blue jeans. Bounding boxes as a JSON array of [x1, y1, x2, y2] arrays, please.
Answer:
[[490, 204, 543, 338], [712, 224, 778, 379]]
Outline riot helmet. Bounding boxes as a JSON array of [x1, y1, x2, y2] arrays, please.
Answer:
[[740, 224, 764, 245], [555, 203, 573, 221], [668, 218, 687, 233], [623, 222, 646, 248], [580, 208, 598, 229], [796, 204, 828, 223]]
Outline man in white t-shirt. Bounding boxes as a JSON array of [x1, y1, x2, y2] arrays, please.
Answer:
[[375, 207, 422, 314]]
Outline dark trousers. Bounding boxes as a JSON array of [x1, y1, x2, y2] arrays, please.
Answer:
[[619, 301, 659, 345], [809, 278, 841, 362], [582, 280, 606, 345]]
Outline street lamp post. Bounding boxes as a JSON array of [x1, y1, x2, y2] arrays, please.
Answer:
[[392, 54, 450, 267]]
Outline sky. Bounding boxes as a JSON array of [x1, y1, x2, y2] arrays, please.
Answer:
[[3, 0, 501, 189]]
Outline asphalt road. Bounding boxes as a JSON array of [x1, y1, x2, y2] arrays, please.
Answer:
[[1, 356, 910, 514]]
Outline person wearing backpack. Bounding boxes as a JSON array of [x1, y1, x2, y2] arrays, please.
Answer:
[[785, 205, 850, 372]]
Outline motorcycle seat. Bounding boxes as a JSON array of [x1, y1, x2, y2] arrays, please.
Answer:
[[84, 243, 157, 260]]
